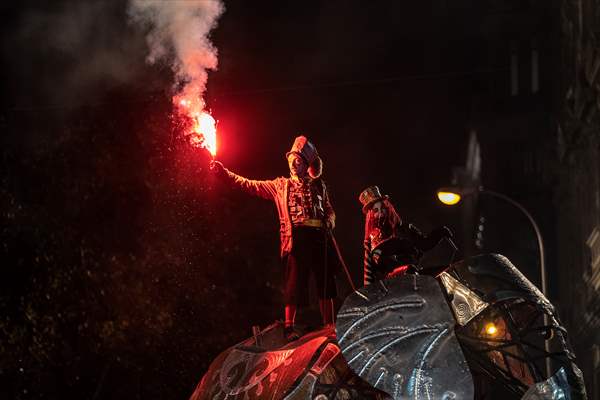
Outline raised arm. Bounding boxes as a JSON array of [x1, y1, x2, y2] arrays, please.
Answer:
[[211, 161, 278, 200]]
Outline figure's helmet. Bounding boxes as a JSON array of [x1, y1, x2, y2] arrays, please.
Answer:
[[286, 135, 323, 178], [359, 185, 389, 214]]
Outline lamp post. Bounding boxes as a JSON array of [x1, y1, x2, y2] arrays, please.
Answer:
[[437, 186, 552, 376], [437, 186, 547, 298]]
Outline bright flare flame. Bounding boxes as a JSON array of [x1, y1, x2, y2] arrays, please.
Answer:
[[484, 322, 498, 336], [194, 112, 217, 157], [176, 97, 217, 157], [437, 191, 461, 206]]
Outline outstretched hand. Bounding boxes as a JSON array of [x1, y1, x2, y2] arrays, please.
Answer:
[[209, 160, 224, 173]]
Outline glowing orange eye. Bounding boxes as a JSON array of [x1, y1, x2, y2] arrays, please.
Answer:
[[484, 322, 498, 336]]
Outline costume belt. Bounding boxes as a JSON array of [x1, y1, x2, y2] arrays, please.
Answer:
[[295, 219, 323, 228]]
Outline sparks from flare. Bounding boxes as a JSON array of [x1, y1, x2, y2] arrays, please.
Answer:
[[177, 98, 217, 157]]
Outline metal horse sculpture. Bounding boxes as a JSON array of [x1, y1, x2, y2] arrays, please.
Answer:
[[335, 253, 587, 400]]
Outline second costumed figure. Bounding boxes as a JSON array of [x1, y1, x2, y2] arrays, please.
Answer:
[[359, 185, 453, 285]]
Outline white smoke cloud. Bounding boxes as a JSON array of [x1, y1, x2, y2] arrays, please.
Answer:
[[128, 0, 225, 112]]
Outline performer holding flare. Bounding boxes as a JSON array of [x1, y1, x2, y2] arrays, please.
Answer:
[[211, 136, 343, 338]]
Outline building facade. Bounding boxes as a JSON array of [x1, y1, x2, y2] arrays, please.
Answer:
[[557, 0, 600, 396]]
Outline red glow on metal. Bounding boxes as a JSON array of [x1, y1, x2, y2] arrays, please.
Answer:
[[175, 96, 217, 157], [387, 265, 410, 279]]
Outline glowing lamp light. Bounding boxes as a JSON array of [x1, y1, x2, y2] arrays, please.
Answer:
[[437, 191, 461, 206], [484, 322, 498, 336]]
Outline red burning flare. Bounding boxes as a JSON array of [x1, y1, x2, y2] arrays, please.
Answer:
[[177, 98, 217, 157]]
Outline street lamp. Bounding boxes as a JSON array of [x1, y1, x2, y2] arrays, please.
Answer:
[[436, 186, 547, 297], [437, 185, 551, 375], [437, 190, 461, 206]]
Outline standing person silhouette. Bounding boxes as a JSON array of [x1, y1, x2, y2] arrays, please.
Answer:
[[211, 136, 342, 339]]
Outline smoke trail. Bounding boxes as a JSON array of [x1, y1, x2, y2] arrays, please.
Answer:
[[128, 0, 225, 112]]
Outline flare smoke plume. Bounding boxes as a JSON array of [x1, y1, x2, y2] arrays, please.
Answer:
[[128, 0, 225, 111]]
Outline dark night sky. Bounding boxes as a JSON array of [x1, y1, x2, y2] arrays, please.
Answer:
[[2, 0, 480, 285], [0, 1, 555, 398], [208, 0, 475, 252]]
